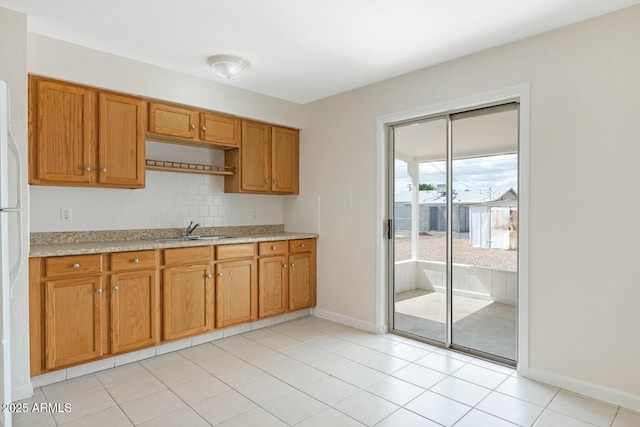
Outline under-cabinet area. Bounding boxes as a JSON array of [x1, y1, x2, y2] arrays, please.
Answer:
[[28, 75, 299, 193], [28, 238, 316, 376]]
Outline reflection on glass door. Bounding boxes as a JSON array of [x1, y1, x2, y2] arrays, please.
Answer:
[[451, 105, 518, 361], [390, 103, 519, 364]]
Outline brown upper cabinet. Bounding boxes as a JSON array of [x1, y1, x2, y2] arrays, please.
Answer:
[[29, 76, 145, 188], [148, 102, 240, 148], [225, 121, 299, 194], [148, 102, 198, 140], [29, 75, 298, 194]]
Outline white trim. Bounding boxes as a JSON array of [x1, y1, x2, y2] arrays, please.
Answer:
[[375, 83, 530, 372], [311, 308, 380, 333], [528, 367, 640, 412], [11, 383, 34, 402]]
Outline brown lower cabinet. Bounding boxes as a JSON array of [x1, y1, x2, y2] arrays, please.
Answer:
[[215, 259, 257, 328], [110, 270, 159, 353], [288, 239, 317, 311], [163, 264, 214, 340], [44, 275, 104, 370], [258, 255, 289, 318], [29, 238, 315, 376]]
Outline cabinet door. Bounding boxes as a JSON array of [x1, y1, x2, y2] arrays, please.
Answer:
[[216, 259, 257, 328], [148, 102, 198, 139], [111, 270, 158, 353], [44, 276, 103, 369], [98, 93, 146, 188], [258, 255, 288, 318], [163, 264, 214, 340], [271, 127, 299, 194], [289, 253, 315, 311], [200, 112, 240, 147], [31, 78, 95, 184], [240, 121, 271, 192]]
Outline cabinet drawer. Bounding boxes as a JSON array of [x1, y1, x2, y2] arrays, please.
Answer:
[[289, 239, 314, 253], [258, 241, 288, 256], [216, 243, 256, 260], [164, 246, 212, 266], [111, 250, 157, 271], [45, 254, 103, 278]]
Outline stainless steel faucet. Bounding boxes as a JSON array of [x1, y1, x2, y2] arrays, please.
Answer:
[[185, 221, 200, 236]]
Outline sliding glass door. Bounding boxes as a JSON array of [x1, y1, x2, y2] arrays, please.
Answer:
[[392, 116, 448, 344], [390, 103, 519, 364]]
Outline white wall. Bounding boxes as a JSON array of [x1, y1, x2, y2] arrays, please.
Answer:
[[27, 34, 301, 232], [296, 6, 640, 409], [0, 7, 31, 400]]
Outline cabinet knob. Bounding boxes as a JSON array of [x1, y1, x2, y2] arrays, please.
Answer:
[[84, 166, 91, 172], [301, 243, 305, 247], [96, 288, 102, 294], [112, 286, 119, 291], [132, 258, 140, 264], [101, 167, 107, 173], [265, 179, 270, 184], [72, 263, 80, 269], [218, 273, 223, 277], [271, 246, 276, 250], [201, 126, 207, 131], [207, 274, 213, 278], [191, 124, 196, 129], [290, 263, 295, 267], [283, 264, 287, 268]]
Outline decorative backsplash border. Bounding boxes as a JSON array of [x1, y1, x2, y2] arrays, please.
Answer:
[[31, 224, 286, 245]]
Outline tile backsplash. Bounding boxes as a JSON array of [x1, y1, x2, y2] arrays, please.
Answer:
[[30, 142, 285, 232], [30, 171, 285, 232]]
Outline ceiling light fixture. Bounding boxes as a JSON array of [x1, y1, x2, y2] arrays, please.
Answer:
[[207, 55, 249, 79]]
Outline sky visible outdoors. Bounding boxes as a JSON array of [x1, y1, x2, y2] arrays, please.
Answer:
[[395, 153, 517, 200]]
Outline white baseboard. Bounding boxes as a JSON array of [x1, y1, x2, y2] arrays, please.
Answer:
[[12, 382, 34, 401], [311, 308, 379, 333], [528, 367, 640, 412]]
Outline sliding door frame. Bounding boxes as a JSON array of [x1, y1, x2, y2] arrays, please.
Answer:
[[376, 84, 530, 375]]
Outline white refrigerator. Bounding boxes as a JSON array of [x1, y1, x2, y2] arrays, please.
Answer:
[[1, 80, 23, 427]]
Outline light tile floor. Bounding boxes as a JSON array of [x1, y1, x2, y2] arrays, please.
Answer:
[[13, 316, 640, 426]]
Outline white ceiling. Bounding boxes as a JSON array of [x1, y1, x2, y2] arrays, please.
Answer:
[[2, 0, 639, 104]]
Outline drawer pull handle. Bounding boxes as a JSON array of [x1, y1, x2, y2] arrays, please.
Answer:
[[132, 258, 140, 264], [72, 263, 80, 269], [96, 288, 102, 294], [207, 274, 213, 278], [112, 286, 119, 291]]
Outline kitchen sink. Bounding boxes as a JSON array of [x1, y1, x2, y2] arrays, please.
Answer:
[[151, 235, 230, 242]]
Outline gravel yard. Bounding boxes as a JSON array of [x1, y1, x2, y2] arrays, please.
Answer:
[[394, 234, 517, 270]]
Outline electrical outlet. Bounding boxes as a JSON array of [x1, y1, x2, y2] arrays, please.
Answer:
[[61, 207, 72, 221]]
